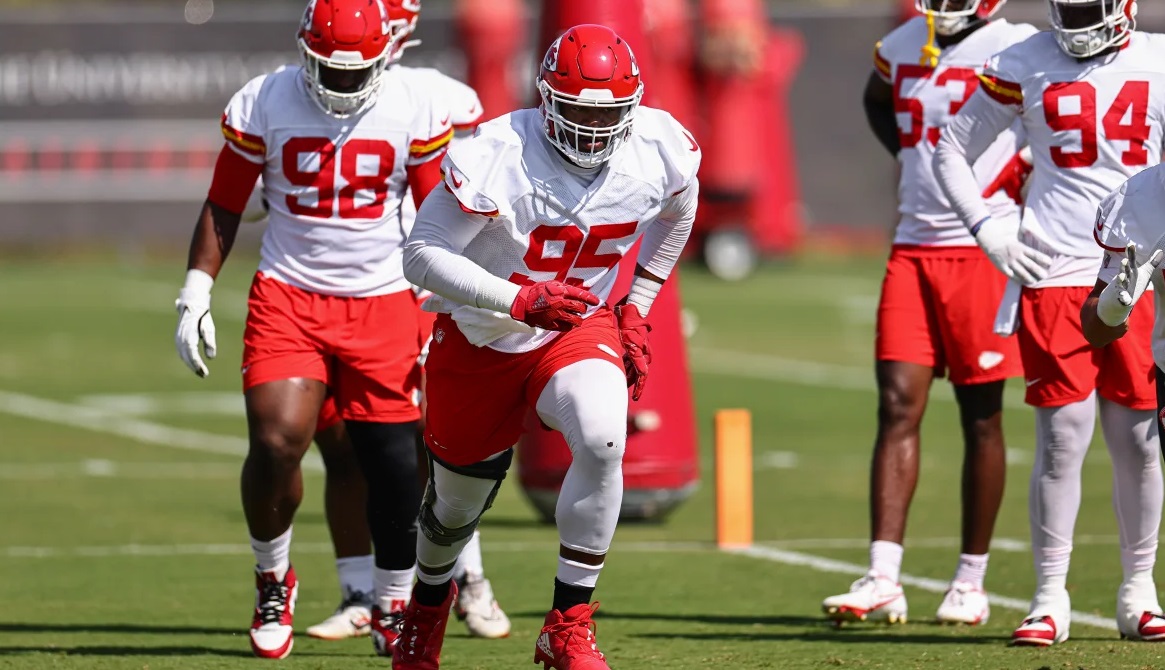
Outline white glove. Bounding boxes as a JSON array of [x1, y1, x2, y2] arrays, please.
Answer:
[[175, 269, 217, 378], [972, 217, 1052, 286], [1098, 242, 1164, 326]]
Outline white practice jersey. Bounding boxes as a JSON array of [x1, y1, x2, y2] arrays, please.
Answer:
[[977, 31, 1165, 285], [398, 67, 484, 237], [876, 17, 1035, 246], [1094, 165, 1165, 369], [418, 107, 701, 353], [221, 65, 453, 297]]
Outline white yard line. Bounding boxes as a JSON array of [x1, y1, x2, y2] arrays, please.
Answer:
[[726, 544, 1118, 632], [0, 459, 241, 479], [0, 537, 1119, 632], [0, 390, 324, 472]]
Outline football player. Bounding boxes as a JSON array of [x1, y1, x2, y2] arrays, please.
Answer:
[[302, 2, 511, 643], [935, 0, 1165, 645], [392, 23, 701, 670], [822, 0, 1035, 629], [173, 0, 451, 658]]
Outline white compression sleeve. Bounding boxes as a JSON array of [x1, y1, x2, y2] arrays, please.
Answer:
[[637, 178, 698, 281], [402, 186, 521, 314], [934, 91, 1021, 230], [1098, 398, 1162, 581]]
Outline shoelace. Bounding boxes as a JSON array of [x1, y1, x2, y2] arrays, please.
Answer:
[[257, 580, 290, 626], [545, 604, 604, 660], [340, 589, 371, 611]]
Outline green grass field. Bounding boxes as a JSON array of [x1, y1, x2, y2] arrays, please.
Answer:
[[3, 250, 1165, 669]]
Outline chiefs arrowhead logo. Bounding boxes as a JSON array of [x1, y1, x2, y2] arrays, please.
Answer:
[[543, 36, 563, 72]]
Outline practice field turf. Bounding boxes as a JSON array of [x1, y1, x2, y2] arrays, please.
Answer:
[[2, 250, 1165, 669]]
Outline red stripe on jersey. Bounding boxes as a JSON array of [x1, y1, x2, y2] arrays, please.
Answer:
[[220, 114, 266, 156], [445, 183, 499, 217], [1093, 226, 1127, 253], [978, 74, 1023, 106], [410, 127, 455, 159]]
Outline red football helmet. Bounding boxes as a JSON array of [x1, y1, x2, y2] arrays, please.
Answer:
[[914, 0, 1007, 35], [1049, 0, 1136, 58], [537, 24, 644, 169], [297, 0, 420, 117]]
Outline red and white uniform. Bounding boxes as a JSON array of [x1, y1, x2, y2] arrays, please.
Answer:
[[404, 106, 701, 464], [1094, 166, 1165, 374], [876, 17, 1034, 247], [937, 31, 1165, 407], [214, 64, 453, 421], [874, 17, 1033, 384]]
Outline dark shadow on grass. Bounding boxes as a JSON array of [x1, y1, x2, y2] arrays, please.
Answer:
[[633, 631, 1011, 645], [0, 645, 257, 658], [0, 623, 239, 635]]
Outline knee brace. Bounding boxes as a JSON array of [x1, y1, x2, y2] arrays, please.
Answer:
[[418, 448, 512, 547]]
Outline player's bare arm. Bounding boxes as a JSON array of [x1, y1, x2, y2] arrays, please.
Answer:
[[1081, 279, 1129, 347], [1083, 243, 1164, 347], [863, 72, 899, 157]]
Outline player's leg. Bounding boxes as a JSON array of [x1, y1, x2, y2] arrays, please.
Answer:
[[824, 248, 935, 624], [531, 352, 629, 669], [329, 288, 429, 656], [1012, 287, 1098, 647], [397, 450, 512, 667], [1096, 304, 1165, 641], [240, 273, 332, 659], [931, 249, 1021, 625], [242, 377, 327, 659], [305, 400, 375, 641]]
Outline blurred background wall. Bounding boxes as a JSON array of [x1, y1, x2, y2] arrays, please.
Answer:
[[4, 0, 1165, 257]]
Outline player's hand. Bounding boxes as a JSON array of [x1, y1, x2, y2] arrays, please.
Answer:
[[614, 301, 652, 401], [509, 280, 600, 331], [1097, 242, 1164, 326], [175, 279, 217, 378], [981, 147, 1033, 205], [973, 217, 1052, 286]]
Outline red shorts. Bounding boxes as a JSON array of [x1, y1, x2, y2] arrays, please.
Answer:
[[1018, 286, 1155, 409], [423, 309, 625, 466], [876, 245, 1022, 385], [316, 396, 342, 433], [242, 273, 424, 423]]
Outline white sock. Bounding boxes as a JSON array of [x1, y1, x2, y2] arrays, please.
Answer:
[[251, 526, 292, 580], [454, 530, 485, 582], [953, 553, 989, 589], [336, 554, 373, 600], [870, 540, 903, 584], [1031, 397, 1095, 591], [1098, 398, 1163, 582], [557, 554, 603, 588], [374, 566, 416, 611]]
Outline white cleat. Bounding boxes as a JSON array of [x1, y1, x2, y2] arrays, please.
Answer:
[[1011, 588, 1070, 647], [1117, 579, 1165, 641], [305, 591, 373, 640], [454, 576, 511, 638], [822, 571, 908, 624], [935, 580, 990, 625]]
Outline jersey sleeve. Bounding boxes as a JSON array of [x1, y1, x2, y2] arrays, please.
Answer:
[[407, 94, 455, 166], [657, 112, 702, 197], [1093, 174, 1165, 284], [978, 44, 1027, 108], [443, 77, 484, 133], [873, 41, 892, 82], [220, 74, 270, 164], [439, 133, 510, 218]]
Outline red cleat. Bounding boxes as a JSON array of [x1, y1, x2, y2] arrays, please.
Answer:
[[371, 599, 408, 656], [249, 565, 298, 659], [392, 582, 458, 669], [534, 602, 610, 670]]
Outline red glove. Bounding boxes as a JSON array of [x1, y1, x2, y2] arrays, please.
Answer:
[[614, 301, 652, 401], [981, 149, 1033, 205], [509, 281, 600, 331]]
